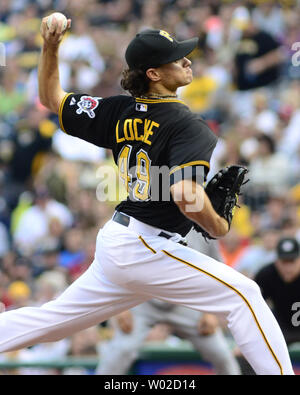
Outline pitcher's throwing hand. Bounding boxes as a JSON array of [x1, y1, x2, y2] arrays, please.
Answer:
[[40, 12, 71, 46]]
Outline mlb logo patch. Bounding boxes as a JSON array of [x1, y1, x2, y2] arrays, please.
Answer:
[[136, 103, 148, 112]]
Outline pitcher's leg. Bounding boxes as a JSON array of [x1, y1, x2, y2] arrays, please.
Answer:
[[0, 259, 148, 353], [165, 247, 294, 375], [132, 241, 294, 375]]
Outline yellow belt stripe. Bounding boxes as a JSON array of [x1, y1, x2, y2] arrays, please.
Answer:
[[139, 236, 157, 254], [58, 92, 74, 134], [170, 161, 210, 175], [162, 249, 283, 375]]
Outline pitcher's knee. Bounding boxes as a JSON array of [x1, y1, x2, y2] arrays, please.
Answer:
[[238, 277, 262, 302]]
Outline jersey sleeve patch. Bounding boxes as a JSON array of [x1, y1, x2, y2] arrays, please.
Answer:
[[76, 96, 102, 119], [59, 93, 130, 149]]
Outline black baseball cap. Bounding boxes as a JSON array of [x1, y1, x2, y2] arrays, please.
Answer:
[[277, 238, 300, 261], [125, 29, 199, 71]]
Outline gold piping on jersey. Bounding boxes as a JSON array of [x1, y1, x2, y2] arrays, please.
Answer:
[[59, 92, 73, 134], [135, 97, 187, 105], [170, 160, 210, 175], [139, 236, 157, 254], [162, 249, 284, 375]]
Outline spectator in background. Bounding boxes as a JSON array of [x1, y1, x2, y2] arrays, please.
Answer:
[[52, 127, 106, 163], [252, 1, 286, 40], [252, 91, 279, 137], [278, 82, 300, 161], [235, 227, 279, 278], [219, 229, 249, 269], [180, 47, 231, 121], [259, 196, 288, 230], [13, 187, 73, 256], [59, 16, 105, 92], [0, 60, 26, 118], [34, 271, 69, 304], [0, 100, 57, 214], [64, 327, 100, 375], [91, 56, 124, 98], [255, 237, 300, 345], [68, 231, 96, 282], [138, 0, 163, 30], [0, 0, 12, 22], [248, 134, 292, 201], [16, 26, 41, 73], [8, 337, 70, 376], [231, 6, 284, 119], [8, 105, 56, 186], [280, 217, 300, 244], [0, 223, 10, 258], [59, 228, 85, 272], [8, 257, 33, 286], [0, 269, 11, 308], [6, 280, 32, 309], [32, 243, 62, 278]]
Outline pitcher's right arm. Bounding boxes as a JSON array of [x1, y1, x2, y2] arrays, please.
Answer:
[[38, 15, 72, 114]]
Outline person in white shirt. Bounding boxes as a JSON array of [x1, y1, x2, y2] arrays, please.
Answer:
[[249, 134, 292, 196], [14, 188, 73, 255], [59, 16, 105, 92]]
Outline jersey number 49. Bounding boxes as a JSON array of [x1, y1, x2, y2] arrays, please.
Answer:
[[118, 145, 151, 201]]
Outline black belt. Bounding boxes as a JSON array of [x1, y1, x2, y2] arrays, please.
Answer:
[[112, 212, 187, 246]]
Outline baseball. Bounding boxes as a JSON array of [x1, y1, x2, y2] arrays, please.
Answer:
[[46, 12, 68, 31]]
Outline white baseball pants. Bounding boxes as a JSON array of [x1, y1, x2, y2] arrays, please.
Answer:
[[0, 217, 294, 375]]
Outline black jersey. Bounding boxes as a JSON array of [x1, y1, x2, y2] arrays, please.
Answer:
[[255, 264, 300, 337], [235, 31, 281, 91], [60, 94, 217, 236]]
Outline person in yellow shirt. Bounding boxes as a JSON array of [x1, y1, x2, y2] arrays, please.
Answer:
[[181, 59, 218, 114]]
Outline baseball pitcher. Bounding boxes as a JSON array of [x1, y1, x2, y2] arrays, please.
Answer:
[[0, 16, 294, 375]]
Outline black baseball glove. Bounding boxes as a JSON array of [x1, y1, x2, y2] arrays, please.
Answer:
[[193, 165, 249, 240]]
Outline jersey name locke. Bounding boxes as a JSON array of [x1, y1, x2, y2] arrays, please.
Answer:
[[116, 118, 160, 146]]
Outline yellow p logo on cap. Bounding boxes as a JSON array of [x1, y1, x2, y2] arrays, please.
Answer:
[[159, 30, 173, 42]]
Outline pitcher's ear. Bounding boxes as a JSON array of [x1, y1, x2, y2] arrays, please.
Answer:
[[146, 68, 161, 82]]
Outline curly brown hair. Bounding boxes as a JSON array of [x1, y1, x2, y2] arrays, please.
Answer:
[[121, 68, 150, 97]]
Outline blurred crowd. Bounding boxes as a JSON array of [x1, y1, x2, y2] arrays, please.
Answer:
[[0, 0, 300, 374]]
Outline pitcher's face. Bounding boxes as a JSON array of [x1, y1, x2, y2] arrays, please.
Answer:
[[157, 57, 193, 91]]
